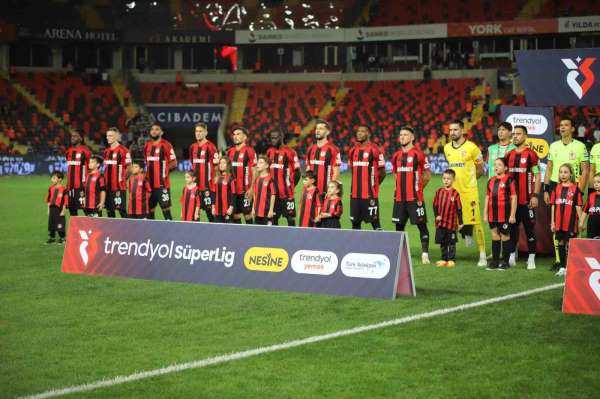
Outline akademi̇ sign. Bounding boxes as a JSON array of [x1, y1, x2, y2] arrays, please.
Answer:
[[62, 218, 415, 299]]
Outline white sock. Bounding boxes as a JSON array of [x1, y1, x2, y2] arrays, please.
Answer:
[[479, 251, 486, 259], [528, 253, 535, 261]]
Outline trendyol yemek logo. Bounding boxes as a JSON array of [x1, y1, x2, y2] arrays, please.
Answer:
[[561, 56, 596, 100], [504, 113, 548, 136], [291, 250, 338, 275]]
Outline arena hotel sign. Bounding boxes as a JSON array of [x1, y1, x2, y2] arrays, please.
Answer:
[[18, 26, 120, 42]]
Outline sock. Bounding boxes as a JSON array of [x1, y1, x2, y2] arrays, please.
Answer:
[[107, 210, 116, 218], [245, 218, 253, 224], [475, 224, 486, 254], [502, 240, 512, 264], [528, 253, 535, 261], [448, 244, 456, 261], [527, 237, 536, 254], [162, 210, 172, 220], [558, 244, 566, 268], [286, 218, 296, 227], [232, 218, 242, 224], [147, 211, 155, 219], [69, 208, 78, 216], [395, 223, 406, 232], [352, 221, 361, 230], [371, 219, 382, 230], [118, 209, 128, 218], [440, 245, 447, 261], [206, 213, 214, 223], [417, 223, 430, 252], [272, 217, 279, 226], [553, 236, 560, 263], [492, 240, 501, 261], [58, 231, 65, 238]]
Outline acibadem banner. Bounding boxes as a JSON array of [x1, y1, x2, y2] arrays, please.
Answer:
[[62, 217, 415, 299]]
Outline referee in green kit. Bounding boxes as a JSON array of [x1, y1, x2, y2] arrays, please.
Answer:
[[543, 116, 589, 270]]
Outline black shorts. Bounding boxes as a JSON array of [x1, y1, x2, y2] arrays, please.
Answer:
[[254, 217, 272, 225], [435, 227, 457, 245], [320, 218, 341, 229], [149, 188, 172, 210], [213, 215, 231, 223], [555, 230, 576, 241], [129, 214, 145, 219], [350, 198, 379, 223], [274, 197, 296, 218], [515, 204, 535, 227], [392, 201, 427, 225], [199, 190, 213, 211], [68, 188, 85, 210], [48, 206, 66, 233], [489, 222, 512, 235], [105, 189, 126, 212], [234, 194, 253, 215], [84, 208, 100, 217], [588, 217, 600, 239]]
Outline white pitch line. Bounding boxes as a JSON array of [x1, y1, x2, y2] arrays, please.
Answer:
[[19, 283, 564, 399]]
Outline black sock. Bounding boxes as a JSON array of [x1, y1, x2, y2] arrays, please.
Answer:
[[448, 244, 456, 261], [352, 222, 361, 230], [395, 223, 405, 232], [440, 245, 447, 261], [272, 217, 279, 226], [206, 213, 214, 223], [286, 218, 296, 227], [501, 240, 511, 264], [492, 240, 501, 261], [107, 210, 116, 218], [118, 209, 128, 218], [232, 218, 242, 224], [58, 231, 65, 238], [162, 210, 172, 220], [69, 208, 78, 216], [147, 211, 155, 219], [245, 218, 253, 224], [527, 237, 536, 254], [417, 223, 430, 252], [371, 219, 382, 230], [558, 244, 567, 268]]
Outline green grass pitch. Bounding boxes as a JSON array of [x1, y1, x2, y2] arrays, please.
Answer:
[[1, 173, 599, 398]]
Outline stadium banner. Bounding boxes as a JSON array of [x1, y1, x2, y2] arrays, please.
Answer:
[[17, 26, 120, 42], [516, 48, 600, 106], [0, 155, 66, 176], [145, 104, 225, 130], [558, 16, 600, 33], [123, 30, 234, 44], [61, 217, 415, 300], [447, 19, 557, 37], [562, 239, 600, 316], [235, 29, 345, 44], [345, 24, 446, 42]]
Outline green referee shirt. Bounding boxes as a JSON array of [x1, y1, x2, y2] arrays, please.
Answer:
[[547, 139, 589, 183], [487, 142, 516, 178], [590, 142, 600, 173]]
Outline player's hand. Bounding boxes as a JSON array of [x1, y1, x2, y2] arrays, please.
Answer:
[[315, 216, 321, 223], [245, 189, 253, 199], [211, 205, 216, 214], [251, 210, 256, 219], [529, 197, 538, 209], [59, 210, 65, 216], [97, 203, 104, 211], [458, 224, 464, 230], [226, 206, 233, 216], [550, 222, 555, 232], [435, 216, 442, 222], [267, 210, 274, 218], [509, 215, 516, 224], [543, 192, 550, 205]]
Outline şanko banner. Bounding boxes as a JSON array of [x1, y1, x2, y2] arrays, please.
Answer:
[[61, 217, 415, 299]]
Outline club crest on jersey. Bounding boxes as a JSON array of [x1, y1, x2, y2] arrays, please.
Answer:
[[201, 150, 205, 155], [407, 157, 413, 162], [569, 151, 576, 160], [113, 153, 117, 159], [461, 151, 467, 157], [155, 149, 160, 154], [561, 56, 596, 100], [500, 183, 505, 188], [76, 153, 81, 159], [363, 152, 369, 158], [520, 158, 527, 164]]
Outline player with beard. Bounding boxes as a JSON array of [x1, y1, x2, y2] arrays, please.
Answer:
[[348, 125, 386, 230], [103, 127, 131, 218], [305, 119, 341, 202], [227, 127, 257, 224], [443, 120, 487, 267], [189, 122, 218, 222], [266, 130, 300, 226], [391, 127, 431, 264], [64, 130, 91, 216], [504, 125, 541, 269], [144, 123, 177, 220]]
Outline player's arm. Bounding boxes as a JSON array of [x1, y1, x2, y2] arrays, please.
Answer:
[[292, 152, 301, 186], [377, 150, 386, 183], [168, 145, 177, 170], [332, 150, 341, 181], [579, 210, 588, 231], [509, 194, 517, 224], [456, 194, 464, 229], [531, 163, 541, 209], [246, 152, 257, 198], [472, 145, 484, 178], [543, 159, 553, 204], [268, 193, 276, 219], [577, 160, 589, 192], [227, 181, 235, 215], [483, 193, 489, 223], [60, 195, 67, 216]]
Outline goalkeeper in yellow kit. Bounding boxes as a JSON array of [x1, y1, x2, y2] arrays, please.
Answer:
[[444, 120, 488, 266]]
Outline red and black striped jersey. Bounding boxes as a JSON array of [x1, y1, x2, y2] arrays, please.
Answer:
[[298, 186, 321, 227], [189, 140, 218, 191], [584, 191, 600, 217], [103, 144, 131, 191], [305, 142, 341, 194], [128, 174, 151, 216], [253, 174, 275, 218], [65, 145, 92, 190], [505, 148, 539, 205], [266, 145, 300, 199], [391, 147, 429, 202], [348, 142, 385, 199], [84, 171, 105, 209], [433, 187, 463, 230], [322, 195, 343, 218], [550, 183, 583, 233], [144, 139, 177, 189], [212, 173, 236, 216], [46, 184, 68, 208], [181, 185, 201, 221], [487, 174, 516, 223], [227, 145, 257, 194]]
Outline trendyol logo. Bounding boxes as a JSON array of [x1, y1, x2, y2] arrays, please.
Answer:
[[586, 257, 600, 301], [561, 56, 596, 99], [78, 229, 101, 267]]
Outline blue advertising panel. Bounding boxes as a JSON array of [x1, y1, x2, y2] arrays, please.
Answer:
[[62, 217, 415, 299], [516, 48, 600, 106]]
